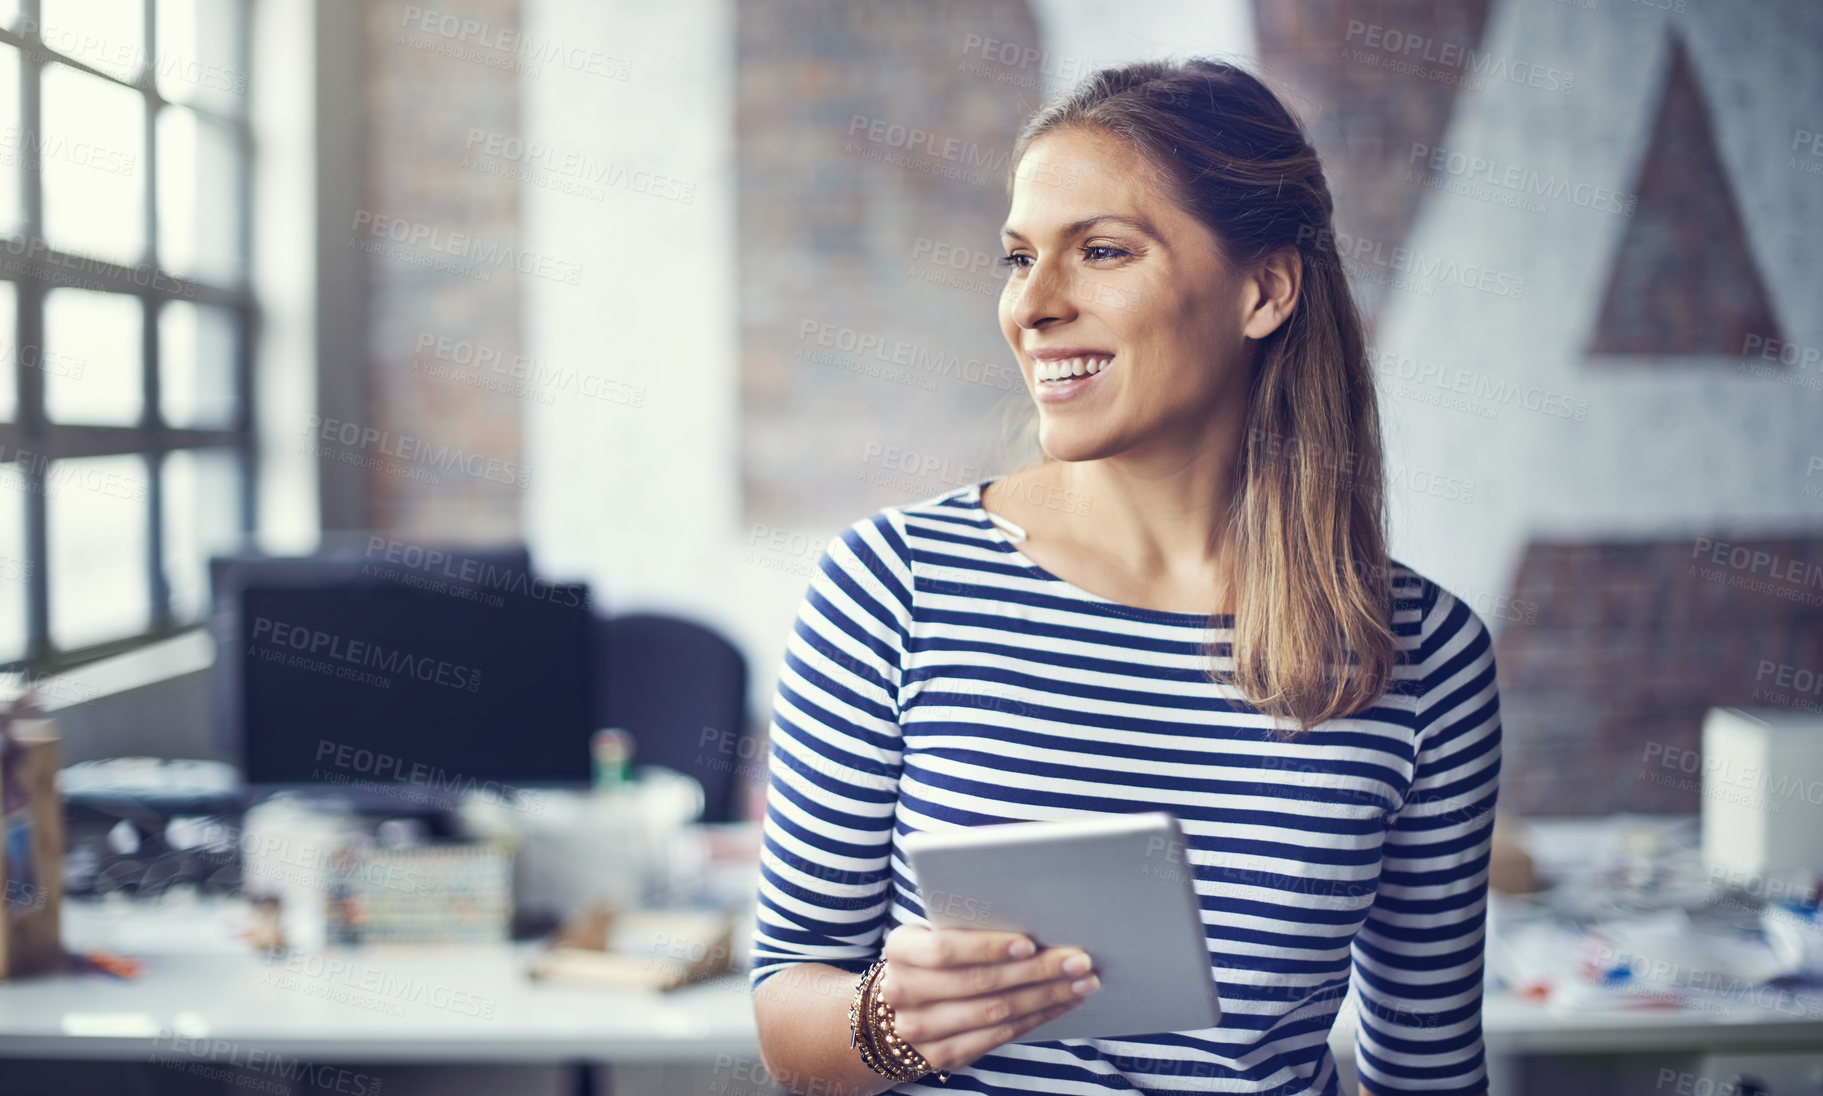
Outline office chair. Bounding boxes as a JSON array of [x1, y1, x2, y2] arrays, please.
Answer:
[[591, 612, 752, 824]]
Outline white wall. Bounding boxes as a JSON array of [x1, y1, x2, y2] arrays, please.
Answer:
[[1028, 0, 1257, 92], [252, 0, 318, 553], [1376, 0, 1823, 614], [521, 0, 1266, 732], [520, 0, 776, 717]]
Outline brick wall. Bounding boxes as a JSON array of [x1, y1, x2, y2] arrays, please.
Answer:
[[1495, 537, 1823, 815], [737, 0, 1042, 532], [1251, 0, 1492, 331], [353, 0, 526, 540], [1587, 32, 1784, 356]]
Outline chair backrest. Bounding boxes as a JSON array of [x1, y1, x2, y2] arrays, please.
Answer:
[[592, 612, 751, 824]]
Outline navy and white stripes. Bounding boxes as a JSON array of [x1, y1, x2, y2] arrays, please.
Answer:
[[751, 480, 1501, 1096]]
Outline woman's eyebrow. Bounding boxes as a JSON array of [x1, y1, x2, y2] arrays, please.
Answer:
[[1000, 214, 1160, 242]]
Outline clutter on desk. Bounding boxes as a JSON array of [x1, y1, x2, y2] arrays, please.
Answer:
[[457, 767, 707, 923], [66, 948, 143, 980], [591, 727, 635, 789], [58, 759, 244, 899], [1485, 810, 1823, 1014], [246, 893, 284, 953], [1488, 810, 1543, 894], [325, 838, 513, 945], [239, 794, 366, 952], [57, 756, 242, 810], [239, 794, 517, 949], [1, 691, 64, 980], [1763, 898, 1823, 979], [526, 901, 736, 991]]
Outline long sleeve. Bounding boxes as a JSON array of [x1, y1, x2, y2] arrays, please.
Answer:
[[1351, 583, 1502, 1095], [749, 511, 916, 994]]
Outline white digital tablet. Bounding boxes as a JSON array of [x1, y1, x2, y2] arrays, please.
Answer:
[[902, 810, 1222, 1042]]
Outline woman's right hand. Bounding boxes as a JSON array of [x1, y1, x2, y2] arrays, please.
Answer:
[[876, 924, 1101, 1075]]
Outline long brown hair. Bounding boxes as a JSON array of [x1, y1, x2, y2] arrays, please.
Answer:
[[1002, 58, 1395, 732]]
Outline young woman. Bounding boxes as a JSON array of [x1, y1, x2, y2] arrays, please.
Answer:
[[750, 57, 1500, 1096]]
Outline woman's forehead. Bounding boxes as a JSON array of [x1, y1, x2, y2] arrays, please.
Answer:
[[1010, 132, 1172, 220]]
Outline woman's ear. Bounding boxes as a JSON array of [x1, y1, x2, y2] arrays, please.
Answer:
[[1241, 247, 1302, 341]]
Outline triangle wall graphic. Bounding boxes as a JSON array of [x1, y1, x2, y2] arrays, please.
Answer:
[[1588, 33, 1783, 358]]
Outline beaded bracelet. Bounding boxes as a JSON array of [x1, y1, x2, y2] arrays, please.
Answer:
[[848, 959, 950, 1084]]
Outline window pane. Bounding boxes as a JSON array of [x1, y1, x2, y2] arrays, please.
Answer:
[[41, 63, 146, 267], [39, 0, 145, 83], [0, 464, 24, 663], [48, 454, 150, 650], [157, 107, 242, 283], [45, 288, 141, 425], [0, 282, 14, 421], [0, 46, 20, 235], [156, 0, 245, 115], [160, 300, 236, 427], [162, 448, 241, 622]]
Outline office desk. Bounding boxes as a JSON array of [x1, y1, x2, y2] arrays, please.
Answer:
[[4, 883, 1821, 1094], [0, 897, 763, 1066]]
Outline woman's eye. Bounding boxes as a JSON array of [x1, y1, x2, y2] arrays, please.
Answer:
[[998, 247, 1126, 269]]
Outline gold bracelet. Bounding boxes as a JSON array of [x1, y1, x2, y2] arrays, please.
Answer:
[[848, 961, 897, 1078], [849, 961, 912, 1080], [857, 961, 924, 1081], [869, 961, 951, 1085], [849, 959, 950, 1084]]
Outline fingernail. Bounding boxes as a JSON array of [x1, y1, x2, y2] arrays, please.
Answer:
[[1072, 975, 1101, 995], [1008, 937, 1035, 958], [1062, 953, 1091, 975]]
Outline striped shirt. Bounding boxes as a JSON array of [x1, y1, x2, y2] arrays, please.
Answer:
[[750, 480, 1501, 1096]]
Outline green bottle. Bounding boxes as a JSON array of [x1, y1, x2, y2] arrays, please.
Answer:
[[592, 727, 634, 790]]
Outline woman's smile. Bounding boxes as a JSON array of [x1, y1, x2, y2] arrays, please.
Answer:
[[1029, 347, 1117, 402]]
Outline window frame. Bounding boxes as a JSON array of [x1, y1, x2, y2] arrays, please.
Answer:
[[0, 0, 256, 674]]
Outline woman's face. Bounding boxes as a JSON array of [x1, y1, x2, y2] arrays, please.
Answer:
[[998, 126, 1264, 465]]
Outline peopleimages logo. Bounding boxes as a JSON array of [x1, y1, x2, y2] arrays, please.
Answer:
[[1297, 225, 1526, 299], [363, 535, 588, 610], [795, 320, 1019, 390], [15, 19, 250, 94], [313, 739, 545, 815], [398, 5, 632, 81], [0, 125, 137, 176], [1343, 20, 1575, 95], [251, 616, 482, 693], [149, 1031, 382, 1095], [1407, 142, 1637, 217], [304, 415, 530, 488], [349, 211, 583, 286]]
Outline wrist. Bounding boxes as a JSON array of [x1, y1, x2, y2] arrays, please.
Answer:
[[849, 958, 950, 1085]]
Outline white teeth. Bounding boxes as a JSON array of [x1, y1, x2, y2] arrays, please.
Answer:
[[1037, 356, 1113, 382]]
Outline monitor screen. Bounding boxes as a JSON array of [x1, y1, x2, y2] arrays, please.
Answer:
[[224, 575, 593, 800]]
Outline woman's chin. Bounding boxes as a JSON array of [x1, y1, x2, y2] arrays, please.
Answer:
[[1036, 429, 1117, 465]]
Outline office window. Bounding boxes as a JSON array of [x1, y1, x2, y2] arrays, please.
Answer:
[[0, 464, 23, 663], [0, 0, 253, 672]]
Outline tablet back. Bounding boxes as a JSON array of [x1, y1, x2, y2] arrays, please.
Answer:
[[903, 811, 1222, 1042]]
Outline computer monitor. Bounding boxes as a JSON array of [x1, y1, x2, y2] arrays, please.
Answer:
[[211, 552, 594, 811]]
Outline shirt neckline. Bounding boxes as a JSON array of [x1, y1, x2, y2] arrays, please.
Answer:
[[968, 479, 1233, 627]]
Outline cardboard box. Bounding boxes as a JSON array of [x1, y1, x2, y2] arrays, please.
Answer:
[[1, 715, 63, 979], [1700, 706, 1823, 880]]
